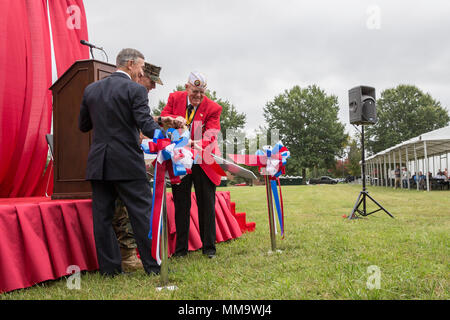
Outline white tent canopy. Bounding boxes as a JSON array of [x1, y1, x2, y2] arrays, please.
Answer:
[[364, 125, 450, 191]]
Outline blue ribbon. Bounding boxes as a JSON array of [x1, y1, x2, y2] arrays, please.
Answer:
[[270, 179, 284, 236], [257, 141, 290, 237], [141, 128, 191, 177], [256, 142, 290, 178], [169, 128, 190, 176], [146, 129, 191, 242]]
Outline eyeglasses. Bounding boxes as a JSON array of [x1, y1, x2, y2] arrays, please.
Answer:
[[189, 88, 205, 95]]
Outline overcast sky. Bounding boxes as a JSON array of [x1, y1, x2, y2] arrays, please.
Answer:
[[83, 0, 450, 136]]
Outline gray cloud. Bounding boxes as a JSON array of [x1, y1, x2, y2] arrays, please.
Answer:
[[84, 0, 450, 136]]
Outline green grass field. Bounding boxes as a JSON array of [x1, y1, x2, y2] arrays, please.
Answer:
[[2, 184, 449, 300]]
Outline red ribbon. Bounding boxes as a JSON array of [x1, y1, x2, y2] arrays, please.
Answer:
[[148, 139, 182, 263], [228, 153, 285, 180]]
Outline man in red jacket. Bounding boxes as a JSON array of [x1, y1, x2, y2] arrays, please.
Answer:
[[161, 71, 222, 258]]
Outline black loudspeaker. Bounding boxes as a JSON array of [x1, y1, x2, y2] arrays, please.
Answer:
[[349, 86, 377, 125]]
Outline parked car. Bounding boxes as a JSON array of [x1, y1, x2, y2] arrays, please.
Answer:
[[345, 175, 356, 183], [308, 176, 338, 185]]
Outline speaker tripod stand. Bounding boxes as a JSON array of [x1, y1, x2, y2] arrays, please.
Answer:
[[349, 125, 394, 219]]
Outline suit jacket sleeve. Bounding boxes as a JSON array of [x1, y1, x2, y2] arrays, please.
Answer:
[[131, 84, 160, 138], [78, 91, 92, 132]]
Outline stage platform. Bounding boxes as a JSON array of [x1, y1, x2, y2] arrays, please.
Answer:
[[0, 191, 254, 293]]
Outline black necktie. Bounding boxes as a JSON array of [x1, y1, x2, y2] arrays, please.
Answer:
[[187, 104, 194, 118]]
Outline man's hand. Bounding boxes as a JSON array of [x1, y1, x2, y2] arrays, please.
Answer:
[[173, 116, 187, 129], [139, 132, 149, 144], [153, 116, 177, 129], [160, 116, 174, 126]]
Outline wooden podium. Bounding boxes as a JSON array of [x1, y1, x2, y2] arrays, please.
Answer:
[[50, 59, 116, 199]]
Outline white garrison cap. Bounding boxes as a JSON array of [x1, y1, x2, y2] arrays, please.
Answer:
[[187, 71, 207, 89]]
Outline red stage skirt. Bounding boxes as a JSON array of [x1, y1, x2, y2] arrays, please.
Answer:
[[0, 191, 254, 293]]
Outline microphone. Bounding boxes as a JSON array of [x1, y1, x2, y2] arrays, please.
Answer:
[[80, 40, 108, 62], [80, 40, 102, 49]]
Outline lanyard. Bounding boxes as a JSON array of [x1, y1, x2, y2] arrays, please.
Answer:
[[185, 106, 196, 126]]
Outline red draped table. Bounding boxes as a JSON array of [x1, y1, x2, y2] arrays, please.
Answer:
[[0, 191, 253, 293]]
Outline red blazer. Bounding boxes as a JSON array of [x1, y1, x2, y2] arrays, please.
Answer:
[[161, 91, 222, 185]]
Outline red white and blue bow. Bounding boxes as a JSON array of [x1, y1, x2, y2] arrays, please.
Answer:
[[229, 141, 290, 237], [141, 128, 193, 264]]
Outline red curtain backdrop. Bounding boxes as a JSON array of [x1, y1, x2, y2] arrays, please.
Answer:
[[0, 0, 30, 194], [0, 0, 52, 197], [48, 0, 89, 77], [0, 0, 88, 197]]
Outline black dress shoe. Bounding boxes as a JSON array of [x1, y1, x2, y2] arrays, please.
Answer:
[[172, 251, 187, 258], [146, 268, 161, 276], [99, 270, 122, 278], [202, 250, 216, 259]]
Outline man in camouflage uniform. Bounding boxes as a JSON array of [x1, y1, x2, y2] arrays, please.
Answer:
[[112, 62, 163, 272]]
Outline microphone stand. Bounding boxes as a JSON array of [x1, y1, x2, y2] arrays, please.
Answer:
[[89, 47, 95, 60], [81, 40, 109, 62]]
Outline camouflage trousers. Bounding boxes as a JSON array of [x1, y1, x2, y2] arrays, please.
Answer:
[[112, 198, 137, 249]]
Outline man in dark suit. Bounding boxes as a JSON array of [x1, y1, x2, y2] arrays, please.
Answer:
[[78, 48, 172, 276], [161, 71, 222, 259], [112, 62, 165, 272]]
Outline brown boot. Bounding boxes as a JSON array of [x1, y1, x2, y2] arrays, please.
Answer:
[[121, 248, 144, 272]]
